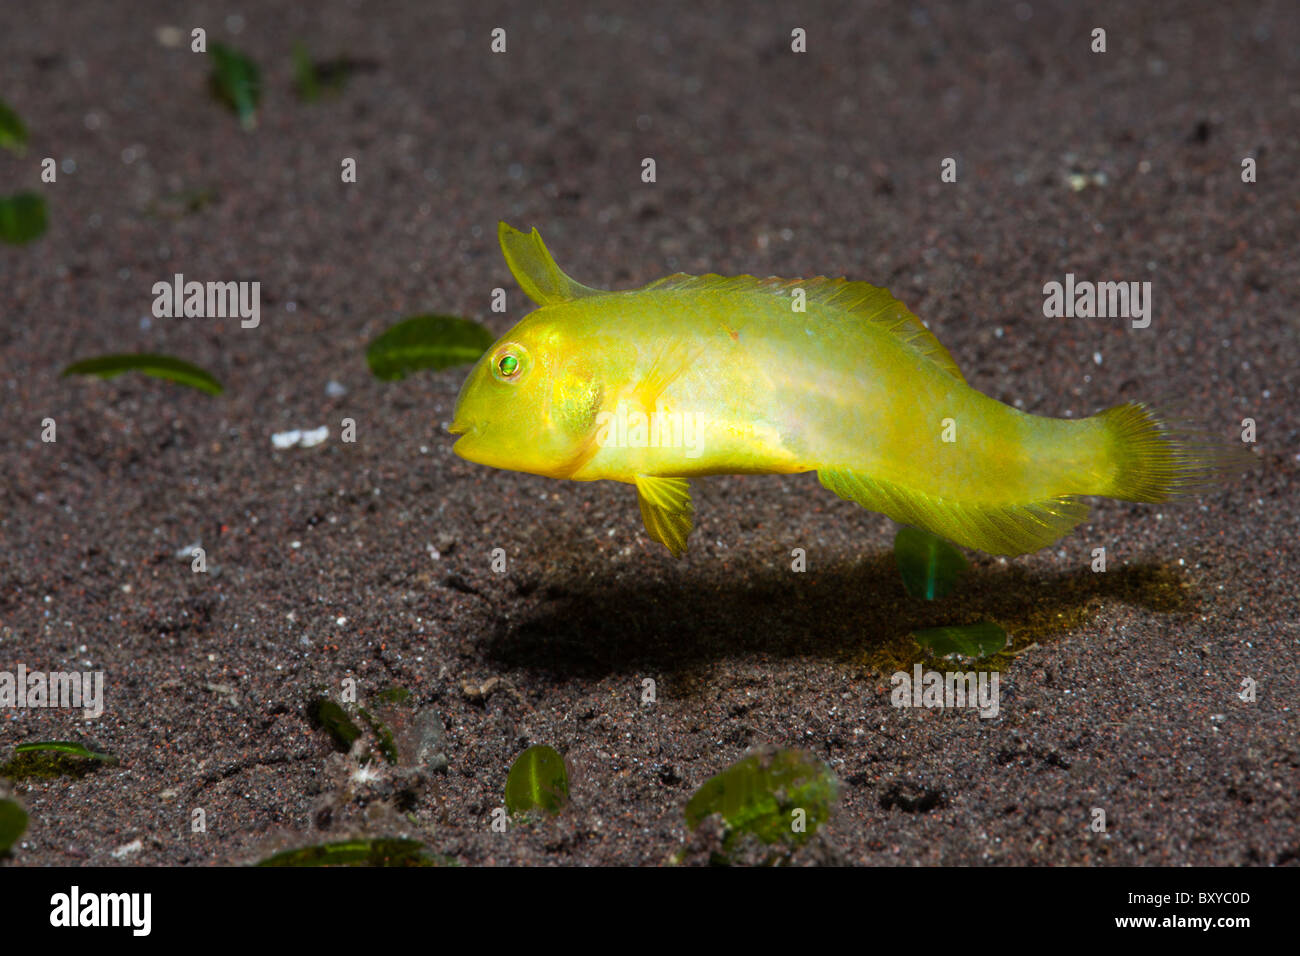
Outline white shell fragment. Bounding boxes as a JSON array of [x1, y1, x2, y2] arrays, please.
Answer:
[[271, 426, 329, 449]]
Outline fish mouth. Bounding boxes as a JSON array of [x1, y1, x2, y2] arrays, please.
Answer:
[[448, 419, 484, 460], [448, 416, 477, 437]]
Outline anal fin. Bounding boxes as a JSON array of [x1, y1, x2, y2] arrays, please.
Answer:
[[634, 475, 694, 557], [817, 467, 1089, 556]]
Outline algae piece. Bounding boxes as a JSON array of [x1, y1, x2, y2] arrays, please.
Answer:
[[685, 746, 838, 851], [504, 745, 569, 816], [911, 621, 1008, 660], [256, 837, 452, 867], [894, 526, 967, 599], [310, 698, 362, 751], [0, 192, 46, 244], [209, 43, 260, 129], [366, 315, 495, 381], [62, 354, 223, 395], [0, 799, 28, 855]]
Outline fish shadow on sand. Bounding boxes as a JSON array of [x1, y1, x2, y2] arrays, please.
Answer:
[[481, 554, 1193, 685]]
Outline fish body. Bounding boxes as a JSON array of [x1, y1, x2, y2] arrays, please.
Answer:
[[450, 223, 1244, 556]]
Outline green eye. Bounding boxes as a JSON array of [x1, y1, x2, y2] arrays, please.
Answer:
[[491, 343, 529, 383]]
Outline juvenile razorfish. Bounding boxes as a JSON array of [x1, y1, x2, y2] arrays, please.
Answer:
[[450, 223, 1247, 557]]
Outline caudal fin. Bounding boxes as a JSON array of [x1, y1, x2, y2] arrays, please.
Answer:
[[1095, 401, 1252, 502]]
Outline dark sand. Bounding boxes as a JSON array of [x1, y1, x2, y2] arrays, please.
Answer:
[[0, 1, 1295, 866]]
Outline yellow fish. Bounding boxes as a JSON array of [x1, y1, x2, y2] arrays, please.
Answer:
[[450, 223, 1246, 557]]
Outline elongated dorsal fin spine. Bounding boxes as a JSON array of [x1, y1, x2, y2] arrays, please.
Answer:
[[640, 273, 965, 382], [498, 222, 604, 306]]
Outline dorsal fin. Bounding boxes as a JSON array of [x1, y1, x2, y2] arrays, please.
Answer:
[[498, 222, 604, 306], [640, 273, 965, 383]]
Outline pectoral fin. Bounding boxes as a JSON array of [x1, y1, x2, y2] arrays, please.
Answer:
[[499, 222, 604, 306], [634, 475, 694, 557], [631, 339, 700, 412]]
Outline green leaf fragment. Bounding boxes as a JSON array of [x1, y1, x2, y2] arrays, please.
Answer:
[[310, 698, 362, 751], [293, 45, 372, 101], [2, 741, 118, 780], [0, 99, 28, 154], [0, 192, 47, 244], [374, 685, 412, 705], [894, 526, 967, 599], [504, 744, 569, 816], [366, 315, 496, 381], [62, 354, 223, 395], [256, 838, 452, 867], [911, 621, 1008, 660], [15, 741, 117, 762], [685, 746, 838, 851], [292, 43, 320, 101], [209, 43, 260, 129], [0, 799, 27, 855]]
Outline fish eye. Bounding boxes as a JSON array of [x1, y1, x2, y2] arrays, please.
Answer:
[[491, 343, 528, 383]]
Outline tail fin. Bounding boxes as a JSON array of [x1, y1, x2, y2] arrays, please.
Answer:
[[1095, 401, 1253, 502]]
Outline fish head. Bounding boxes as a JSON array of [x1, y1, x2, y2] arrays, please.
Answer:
[[449, 308, 605, 478]]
